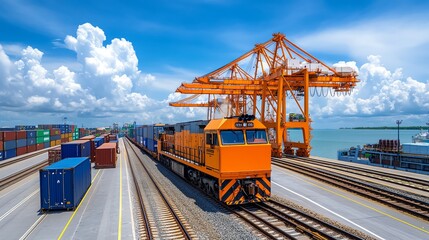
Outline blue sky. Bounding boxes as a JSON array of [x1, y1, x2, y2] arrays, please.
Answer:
[[0, 0, 428, 129]]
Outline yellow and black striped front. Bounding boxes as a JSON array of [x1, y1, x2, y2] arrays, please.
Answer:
[[220, 177, 271, 205]]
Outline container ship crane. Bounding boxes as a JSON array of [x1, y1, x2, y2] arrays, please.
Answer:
[[170, 33, 358, 157]]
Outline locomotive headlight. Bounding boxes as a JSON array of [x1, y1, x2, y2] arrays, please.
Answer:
[[243, 123, 247, 127]]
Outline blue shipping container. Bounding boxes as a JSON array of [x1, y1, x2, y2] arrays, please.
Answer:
[[0, 151, 3, 160], [16, 139, 27, 148], [4, 148, 17, 159], [3, 140, 17, 150], [51, 135, 61, 141], [44, 142, 50, 149], [61, 140, 91, 159], [26, 130, 36, 138], [27, 138, 36, 146], [94, 137, 104, 148], [39, 157, 91, 210]]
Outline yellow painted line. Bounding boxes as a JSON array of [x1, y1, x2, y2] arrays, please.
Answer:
[[118, 141, 123, 240], [57, 169, 101, 240], [274, 165, 429, 235]]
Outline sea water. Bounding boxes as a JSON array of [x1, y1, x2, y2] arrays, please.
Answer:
[[288, 129, 421, 159]]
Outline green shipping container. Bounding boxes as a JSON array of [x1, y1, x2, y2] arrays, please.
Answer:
[[36, 136, 50, 143], [36, 129, 50, 137]]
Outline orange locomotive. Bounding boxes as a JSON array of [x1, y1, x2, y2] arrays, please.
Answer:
[[157, 115, 271, 205]]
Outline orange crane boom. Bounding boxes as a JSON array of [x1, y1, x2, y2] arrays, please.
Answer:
[[170, 33, 358, 157]]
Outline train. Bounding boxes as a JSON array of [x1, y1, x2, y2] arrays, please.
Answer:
[[128, 115, 271, 205]]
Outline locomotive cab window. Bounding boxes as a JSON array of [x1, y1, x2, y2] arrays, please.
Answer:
[[220, 130, 244, 145], [206, 133, 218, 146], [246, 129, 268, 144]]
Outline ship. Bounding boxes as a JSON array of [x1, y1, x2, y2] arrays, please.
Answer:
[[338, 139, 429, 174], [412, 129, 429, 143]]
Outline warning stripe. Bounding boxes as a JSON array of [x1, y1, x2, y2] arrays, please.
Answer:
[[220, 177, 271, 204], [221, 180, 238, 202]]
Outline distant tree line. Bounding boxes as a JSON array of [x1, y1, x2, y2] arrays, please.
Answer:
[[340, 126, 428, 130]]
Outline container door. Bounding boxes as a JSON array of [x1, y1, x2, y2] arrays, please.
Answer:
[[49, 169, 65, 208]]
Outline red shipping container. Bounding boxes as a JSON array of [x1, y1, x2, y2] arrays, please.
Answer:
[[27, 144, 37, 153], [0, 141, 3, 151], [0, 132, 3, 141], [17, 146, 27, 156], [16, 131, 27, 139], [37, 143, 44, 150], [50, 128, 60, 136], [61, 138, 68, 143], [80, 135, 96, 162], [3, 131, 16, 141], [95, 143, 117, 168]]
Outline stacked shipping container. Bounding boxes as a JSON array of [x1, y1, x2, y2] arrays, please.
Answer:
[[1, 131, 16, 159], [50, 128, 61, 147], [16, 131, 27, 156], [26, 130, 37, 153], [0, 132, 3, 160], [1, 124, 90, 161]]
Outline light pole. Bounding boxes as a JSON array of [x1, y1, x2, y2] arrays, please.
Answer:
[[396, 120, 402, 165]]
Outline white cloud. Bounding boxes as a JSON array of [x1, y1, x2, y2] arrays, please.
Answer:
[[0, 45, 12, 80], [312, 55, 429, 122], [53, 66, 81, 96], [0, 23, 207, 126], [295, 15, 429, 81], [28, 95, 49, 105]]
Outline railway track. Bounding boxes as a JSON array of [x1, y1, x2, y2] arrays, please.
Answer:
[[285, 155, 429, 192], [0, 161, 48, 191], [0, 149, 49, 169], [273, 158, 429, 222], [230, 200, 363, 239], [124, 139, 195, 239]]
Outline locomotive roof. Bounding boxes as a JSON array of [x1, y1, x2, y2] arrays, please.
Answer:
[[205, 118, 266, 130]]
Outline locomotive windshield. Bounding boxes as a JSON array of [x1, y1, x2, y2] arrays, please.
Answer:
[[220, 130, 244, 145], [246, 129, 268, 144]]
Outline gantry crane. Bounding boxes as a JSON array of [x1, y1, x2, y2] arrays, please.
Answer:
[[170, 33, 358, 157]]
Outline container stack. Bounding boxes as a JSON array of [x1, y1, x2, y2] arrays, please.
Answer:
[[72, 126, 79, 140], [16, 131, 27, 156], [48, 146, 62, 164], [26, 130, 37, 153], [3, 131, 17, 159], [50, 128, 61, 147], [0, 133, 3, 160], [37, 129, 50, 150], [95, 143, 117, 168], [1, 124, 90, 161], [39, 157, 91, 211], [15, 125, 36, 130]]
